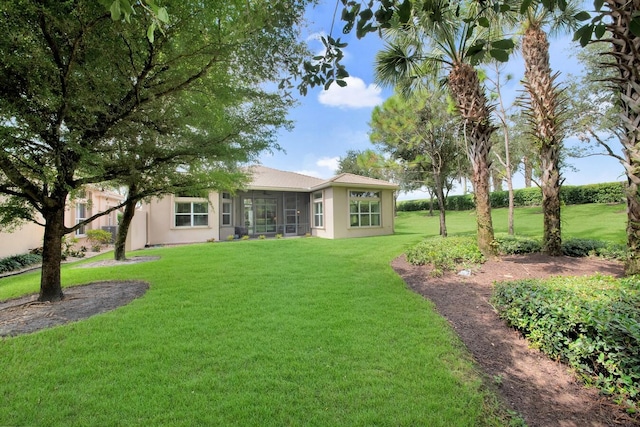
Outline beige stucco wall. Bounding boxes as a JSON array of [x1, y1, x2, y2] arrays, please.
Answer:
[[312, 188, 334, 239], [0, 188, 124, 258], [0, 221, 43, 258], [126, 209, 148, 252], [147, 193, 219, 246], [312, 186, 395, 239]]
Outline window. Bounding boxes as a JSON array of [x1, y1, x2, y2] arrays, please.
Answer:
[[175, 201, 209, 227], [313, 191, 323, 228], [349, 190, 381, 228], [75, 202, 87, 236], [221, 192, 232, 226]]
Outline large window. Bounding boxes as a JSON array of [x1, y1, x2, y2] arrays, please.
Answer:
[[221, 192, 232, 226], [175, 201, 209, 227], [349, 190, 381, 228], [313, 191, 323, 228]]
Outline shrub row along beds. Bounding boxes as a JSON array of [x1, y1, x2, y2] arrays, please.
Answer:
[[406, 235, 638, 410], [492, 276, 640, 411], [0, 254, 42, 275]]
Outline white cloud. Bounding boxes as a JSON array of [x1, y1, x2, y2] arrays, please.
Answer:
[[318, 77, 383, 109], [316, 156, 339, 171], [294, 157, 340, 179]]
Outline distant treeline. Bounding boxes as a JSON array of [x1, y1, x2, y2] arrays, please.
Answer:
[[397, 182, 626, 212]]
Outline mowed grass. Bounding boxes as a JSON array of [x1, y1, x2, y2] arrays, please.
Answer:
[[0, 229, 498, 426], [400, 203, 627, 243], [0, 203, 626, 426]]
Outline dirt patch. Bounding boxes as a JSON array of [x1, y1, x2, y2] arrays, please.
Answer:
[[0, 255, 157, 337], [392, 253, 639, 427], [77, 256, 160, 268]]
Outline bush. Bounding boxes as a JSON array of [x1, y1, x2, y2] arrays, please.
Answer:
[[494, 235, 542, 255], [406, 236, 484, 275], [445, 194, 475, 211], [397, 181, 626, 212], [86, 229, 113, 247], [0, 253, 42, 274], [562, 238, 627, 260], [492, 276, 640, 410]]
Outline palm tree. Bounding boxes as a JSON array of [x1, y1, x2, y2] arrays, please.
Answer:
[[519, 0, 581, 255], [593, 0, 640, 274], [374, 0, 510, 256]]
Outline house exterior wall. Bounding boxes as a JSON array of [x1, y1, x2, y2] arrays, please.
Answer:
[[0, 221, 43, 258], [0, 188, 124, 258], [147, 193, 219, 246], [326, 187, 395, 239], [126, 208, 148, 252], [67, 188, 123, 245], [312, 187, 335, 239]]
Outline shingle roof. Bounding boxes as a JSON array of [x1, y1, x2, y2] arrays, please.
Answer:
[[246, 165, 398, 192], [247, 165, 324, 191], [314, 173, 398, 190]]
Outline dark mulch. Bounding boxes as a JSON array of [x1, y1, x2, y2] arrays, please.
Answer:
[[392, 253, 639, 427]]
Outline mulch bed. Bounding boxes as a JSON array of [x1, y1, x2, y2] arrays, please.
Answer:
[[391, 253, 639, 427]]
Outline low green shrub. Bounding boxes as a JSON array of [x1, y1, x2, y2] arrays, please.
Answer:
[[0, 253, 42, 274], [492, 276, 640, 410], [562, 238, 627, 260], [494, 235, 542, 255], [86, 229, 113, 247], [406, 236, 484, 275]]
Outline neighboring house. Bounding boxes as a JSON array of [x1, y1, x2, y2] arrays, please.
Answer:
[[141, 165, 398, 246], [0, 187, 125, 259]]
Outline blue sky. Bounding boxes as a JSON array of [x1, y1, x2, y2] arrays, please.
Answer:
[[258, 0, 625, 200]]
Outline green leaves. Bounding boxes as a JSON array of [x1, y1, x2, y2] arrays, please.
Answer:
[[103, 0, 169, 42]]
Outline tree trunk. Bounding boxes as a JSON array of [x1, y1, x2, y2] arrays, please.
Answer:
[[114, 197, 136, 261], [448, 62, 496, 256], [492, 170, 503, 192], [541, 141, 562, 255], [603, 0, 640, 274], [507, 167, 515, 236], [522, 24, 564, 256], [625, 180, 640, 274], [523, 156, 533, 188], [39, 208, 65, 302], [472, 154, 495, 257], [435, 179, 447, 237]]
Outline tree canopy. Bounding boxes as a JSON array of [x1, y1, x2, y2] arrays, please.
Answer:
[[0, 0, 312, 300]]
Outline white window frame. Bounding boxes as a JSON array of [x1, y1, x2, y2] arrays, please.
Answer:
[[348, 190, 381, 228], [174, 198, 209, 228], [75, 202, 87, 236], [221, 192, 232, 226], [313, 191, 324, 228]]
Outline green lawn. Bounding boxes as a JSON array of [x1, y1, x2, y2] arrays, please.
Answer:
[[0, 224, 502, 426], [0, 203, 626, 426], [401, 203, 627, 243]]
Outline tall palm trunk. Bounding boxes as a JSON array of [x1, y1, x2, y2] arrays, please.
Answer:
[[522, 23, 563, 256], [449, 62, 496, 256], [603, 0, 640, 274]]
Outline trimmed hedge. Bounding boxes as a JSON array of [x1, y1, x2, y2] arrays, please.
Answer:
[[492, 276, 640, 409], [0, 253, 42, 274], [398, 181, 626, 211]]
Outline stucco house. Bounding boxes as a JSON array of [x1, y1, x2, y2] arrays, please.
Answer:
[[0, 187, 124, 259], [140, 165, 398, 246], [0, 167, 399, 259]]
